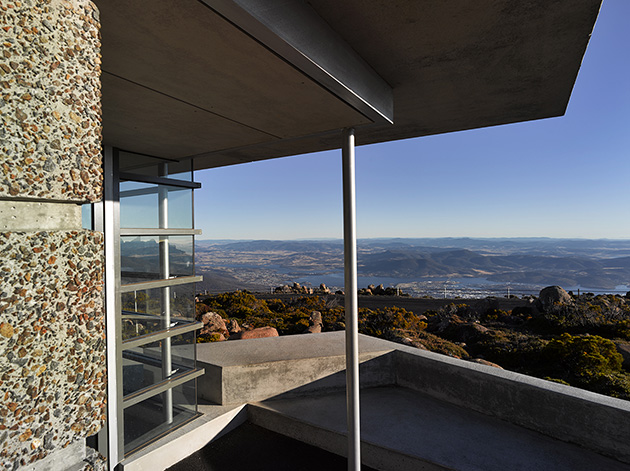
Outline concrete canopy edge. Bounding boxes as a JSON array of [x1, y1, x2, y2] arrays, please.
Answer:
[[200, 0, 394, 123]]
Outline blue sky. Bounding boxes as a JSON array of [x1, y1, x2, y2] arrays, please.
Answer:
[[195, 0, 630, 241]]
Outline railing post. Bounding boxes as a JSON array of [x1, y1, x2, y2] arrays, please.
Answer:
[[342, 127, 361, 471]]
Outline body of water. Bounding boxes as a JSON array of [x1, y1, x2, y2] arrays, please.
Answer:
[[293, 272, 629, 298]]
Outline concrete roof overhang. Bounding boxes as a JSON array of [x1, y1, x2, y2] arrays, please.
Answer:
[[97, 0, 602, 171]]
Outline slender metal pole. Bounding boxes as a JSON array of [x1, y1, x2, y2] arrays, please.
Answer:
[[342, 127, 361, 471], [103, 146, 123, 468], [158, 163, 173, 424]]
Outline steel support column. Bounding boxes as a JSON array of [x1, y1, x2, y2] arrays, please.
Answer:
[[103, 146, 123, 468], [158, 163, 174, 424], [342, 127, 361, 471]]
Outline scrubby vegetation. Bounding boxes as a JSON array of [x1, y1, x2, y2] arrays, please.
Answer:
[[197, 288, 630, 401]]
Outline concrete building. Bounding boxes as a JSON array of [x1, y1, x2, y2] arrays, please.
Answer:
[[1, 1, 619, 470]]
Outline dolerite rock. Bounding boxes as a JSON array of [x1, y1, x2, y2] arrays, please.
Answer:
[[426, 314, 464, 334], [615, 340, 630, 369], [227, 319, 241, 334], [228, 326, 279, 340], [537, 286, 573, 311], [200, 312, 228, 337], [447, 322, 490, 343], [273, 283, 313, 294], [304, 311, 323, 334], [317, 283, 331, 294]]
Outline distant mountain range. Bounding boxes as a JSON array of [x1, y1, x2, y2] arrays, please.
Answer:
[[194, 238, 630, 293]]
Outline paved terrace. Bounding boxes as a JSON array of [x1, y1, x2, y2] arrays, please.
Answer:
[[120, 332, 630, 471]]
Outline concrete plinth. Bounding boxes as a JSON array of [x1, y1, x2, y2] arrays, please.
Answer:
[[196, 332, 396, 404]]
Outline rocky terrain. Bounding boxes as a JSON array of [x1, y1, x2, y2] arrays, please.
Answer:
[[196, 286, 630, 401]]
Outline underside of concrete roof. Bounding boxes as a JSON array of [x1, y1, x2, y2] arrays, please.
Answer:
[[97, 0, 602, 171]]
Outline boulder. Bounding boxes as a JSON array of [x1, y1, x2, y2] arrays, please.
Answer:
[[537, 286, 573, 311], [200, 312, 228, 337], [304, 310, 323, 334], [448, 322, 490, 343], [228, 326, 279, 340], [317, 283, 331, 294], [227, 319, 241, 334], [273, 284, 292, 294], [615, 340, 630, 369], [426, 314, 465, 334], [274, 283, 316, 294]]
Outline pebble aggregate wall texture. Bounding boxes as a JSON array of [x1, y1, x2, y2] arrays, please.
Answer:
[[0, 230, 106, 469], [0, 0, 102, 202], [1, 0, 105, 469]]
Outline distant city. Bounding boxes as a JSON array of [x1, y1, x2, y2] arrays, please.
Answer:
[[193, 238, 630, 298]]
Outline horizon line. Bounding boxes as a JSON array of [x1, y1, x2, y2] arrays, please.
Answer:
[[196, 236, 630, 242]]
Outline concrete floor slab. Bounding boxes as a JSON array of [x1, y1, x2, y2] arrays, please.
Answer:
[[120, 402, 246, 471], [250, 386, 630, 471]]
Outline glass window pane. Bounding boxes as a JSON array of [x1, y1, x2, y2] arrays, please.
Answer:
[[123, 380, 198, 455], [81, 204, 92, 230], [118, 155, 193, 182], [121, 284, 196, 341], [122, 330, 196, 396], [165, 161, 193, 181], [120, 181, 193, 229], [121, 236, 194, 284], [118, 153, 164, 175]]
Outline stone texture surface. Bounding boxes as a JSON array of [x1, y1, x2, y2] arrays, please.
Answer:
[[0, 0, 102, 202], [0, 230, 106, 470]]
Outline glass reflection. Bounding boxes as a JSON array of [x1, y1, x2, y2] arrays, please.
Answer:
[[118, 154, 193, 181], [120, 236, 193, 284], [122, 331, 195, 396], [120, 181, 193, 229], [123, 381, 197, 455], [121, 285, 195, 341]]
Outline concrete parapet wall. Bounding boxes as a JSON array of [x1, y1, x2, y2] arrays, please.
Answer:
[[197, 333, 630, 464], [394, 347, 630, 464]]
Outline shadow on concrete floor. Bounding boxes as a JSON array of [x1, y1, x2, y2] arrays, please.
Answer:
[[166, 421, 378, 471]]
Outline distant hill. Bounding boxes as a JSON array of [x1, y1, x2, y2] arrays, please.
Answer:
[[195, 269, 266, 294], [194, 238, 630, 292]]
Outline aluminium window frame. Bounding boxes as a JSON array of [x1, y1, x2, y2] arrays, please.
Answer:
[[103, 147, 203, 469]]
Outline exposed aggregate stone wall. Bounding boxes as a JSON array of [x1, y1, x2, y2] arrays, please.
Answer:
[[1, 1, 105, 469], [0, 0, 102, 202], [0, 230, 106, 469]]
